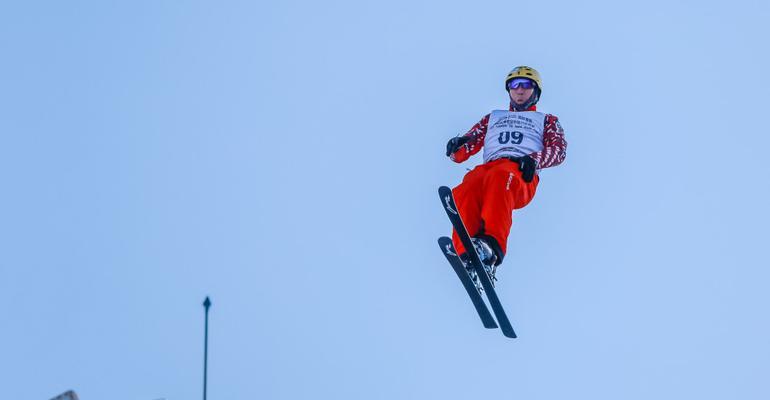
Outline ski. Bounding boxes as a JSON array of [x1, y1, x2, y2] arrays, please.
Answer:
[[438, 237, 498, 329], [438, 186, 517, 338]]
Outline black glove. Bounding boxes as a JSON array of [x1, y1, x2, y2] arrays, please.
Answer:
[[445, 136, 471, 157], [518, 155, 537, 183]]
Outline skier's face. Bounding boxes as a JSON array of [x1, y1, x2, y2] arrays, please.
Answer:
[[509, 86, 535, 106]]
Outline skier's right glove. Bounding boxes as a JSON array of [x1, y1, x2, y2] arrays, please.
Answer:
[[446, 136, 471, 157], [518, 155, 537, 183]]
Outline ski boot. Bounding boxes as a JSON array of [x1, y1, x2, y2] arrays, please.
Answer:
[[471, 237, 498, 287], [461, 237, 499, 291], [459, 255, 483, 294]]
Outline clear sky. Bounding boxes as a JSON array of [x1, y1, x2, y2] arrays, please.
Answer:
[[2, 0, 770, 399]]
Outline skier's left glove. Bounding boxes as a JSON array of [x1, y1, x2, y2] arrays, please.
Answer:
[[518, 155, 537, 183]]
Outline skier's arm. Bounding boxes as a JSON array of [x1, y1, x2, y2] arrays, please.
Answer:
[[449, 114, 490, 163], [528, 114, 567, 169]]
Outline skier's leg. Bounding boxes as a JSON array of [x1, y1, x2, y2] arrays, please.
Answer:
[[479, 159, 539, 262], [451, 164, 488, 255]]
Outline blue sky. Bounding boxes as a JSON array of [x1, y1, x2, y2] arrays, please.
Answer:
[[2, 0, 770, 399]]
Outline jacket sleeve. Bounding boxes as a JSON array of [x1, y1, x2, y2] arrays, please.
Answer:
[[450, 114, 490, 163], [529, 114, 567, 169]]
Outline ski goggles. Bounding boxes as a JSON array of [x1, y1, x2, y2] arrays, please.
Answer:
[[507, 78, 536, 90]]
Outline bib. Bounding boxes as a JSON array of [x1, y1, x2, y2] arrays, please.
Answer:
[[483, 110, 546, 163]]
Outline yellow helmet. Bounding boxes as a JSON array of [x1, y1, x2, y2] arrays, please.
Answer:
[[504, 66, 542, 91]]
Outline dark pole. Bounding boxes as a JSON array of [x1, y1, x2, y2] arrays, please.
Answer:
[[203, 296, 211, 400]]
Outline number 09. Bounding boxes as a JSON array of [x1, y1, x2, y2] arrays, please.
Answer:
[[498, 131, 523, 145]]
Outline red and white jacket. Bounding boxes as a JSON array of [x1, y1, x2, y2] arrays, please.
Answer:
[[450, 105, 567, 170]]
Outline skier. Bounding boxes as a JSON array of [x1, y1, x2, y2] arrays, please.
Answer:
[[445, 66, 567, 284]]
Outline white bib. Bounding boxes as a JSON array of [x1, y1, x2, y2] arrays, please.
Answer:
[[483, 110, 546, 163]]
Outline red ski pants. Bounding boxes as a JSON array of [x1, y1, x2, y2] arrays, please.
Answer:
[[451, 158, 539, 261]]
